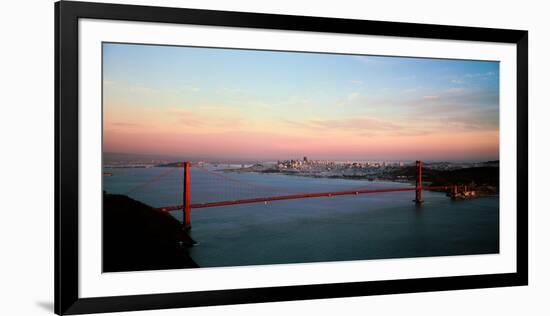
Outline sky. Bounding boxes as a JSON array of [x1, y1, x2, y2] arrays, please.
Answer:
[[103, 43, 499, 162]]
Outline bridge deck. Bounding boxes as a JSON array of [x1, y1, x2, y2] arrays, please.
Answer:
[[157, 185, 453, 212]]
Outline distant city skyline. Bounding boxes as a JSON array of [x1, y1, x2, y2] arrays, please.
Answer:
[[103, 43, 499, 161], [103, 151, 497, 164]]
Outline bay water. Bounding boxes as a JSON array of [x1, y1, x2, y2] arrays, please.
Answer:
[[103, 167, 499, 268]]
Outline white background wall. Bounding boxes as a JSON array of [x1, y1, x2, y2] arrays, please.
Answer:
[[0, 0, 547, 315]]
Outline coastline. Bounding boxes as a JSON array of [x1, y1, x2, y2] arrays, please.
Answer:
[[220, 166, 499, 198]]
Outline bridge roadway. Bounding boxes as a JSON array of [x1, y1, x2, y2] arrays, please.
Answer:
[[156, 185, 454, 212]]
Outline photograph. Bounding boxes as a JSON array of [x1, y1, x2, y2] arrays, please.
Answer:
[[101, 42, 500, 273]]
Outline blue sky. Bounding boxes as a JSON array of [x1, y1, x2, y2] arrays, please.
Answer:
[[103, 43, 499, 161]]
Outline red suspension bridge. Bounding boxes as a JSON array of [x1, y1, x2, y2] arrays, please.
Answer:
[[117, 160, 461, 231]]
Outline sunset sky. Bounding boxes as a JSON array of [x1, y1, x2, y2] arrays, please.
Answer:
[[103, 43, 499, 162]]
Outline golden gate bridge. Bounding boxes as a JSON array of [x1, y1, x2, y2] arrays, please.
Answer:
[[121, 160, 459, 231]]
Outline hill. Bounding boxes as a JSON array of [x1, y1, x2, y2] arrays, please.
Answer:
[[103, 192, 198, 272], [390, 166, 499, 187]]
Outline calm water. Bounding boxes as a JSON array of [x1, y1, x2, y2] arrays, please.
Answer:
[[103, 167, 499, 267]]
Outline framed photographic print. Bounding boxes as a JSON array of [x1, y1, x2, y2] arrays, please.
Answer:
[[55, 1, 528, 314]]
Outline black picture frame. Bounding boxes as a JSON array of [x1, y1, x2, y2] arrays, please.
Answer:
[[55, 1, 528, 314]]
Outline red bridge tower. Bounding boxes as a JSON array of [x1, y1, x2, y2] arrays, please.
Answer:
[[414, 160, 423, 204], [183, 161, 191, 230]]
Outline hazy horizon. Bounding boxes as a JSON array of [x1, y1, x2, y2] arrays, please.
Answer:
[[103, 151, 498, 165], [103, 43, 499, 162]]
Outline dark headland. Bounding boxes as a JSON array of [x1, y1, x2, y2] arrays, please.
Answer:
[[103, 192, 198, 272]]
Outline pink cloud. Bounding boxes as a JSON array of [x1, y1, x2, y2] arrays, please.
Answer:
[[103, 126, 498, 161]]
